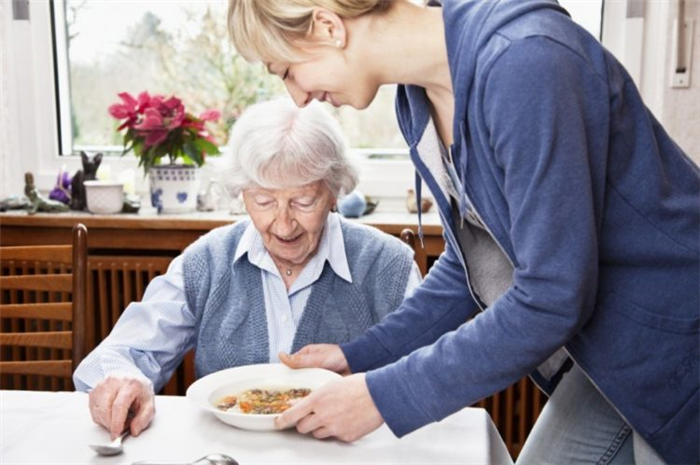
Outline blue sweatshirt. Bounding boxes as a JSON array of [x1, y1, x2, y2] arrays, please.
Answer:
[[340, 1, 700, 463]]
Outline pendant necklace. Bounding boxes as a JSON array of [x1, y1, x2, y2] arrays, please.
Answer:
[[285, 268, 292, 276]]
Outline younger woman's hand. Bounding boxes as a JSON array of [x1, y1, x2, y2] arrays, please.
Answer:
[[275, 373, 384, 442], [279, 344, 350, 376]]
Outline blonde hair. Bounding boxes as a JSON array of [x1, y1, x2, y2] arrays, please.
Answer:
[[228, 0, 394, 63], [223, 98, 359, 197]]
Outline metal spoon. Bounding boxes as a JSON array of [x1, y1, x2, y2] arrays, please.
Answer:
[[89, 430, 129, 456], [193, 454, 239, 465], [132, 454, 239, 465]]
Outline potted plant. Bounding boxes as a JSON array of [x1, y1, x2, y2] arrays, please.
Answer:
[[109, 91, 221, 213]]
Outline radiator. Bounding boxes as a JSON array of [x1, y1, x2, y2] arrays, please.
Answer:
[[87, 256, 172, 349], [1, 260, 73, 391], [0, 256, 171, 392]]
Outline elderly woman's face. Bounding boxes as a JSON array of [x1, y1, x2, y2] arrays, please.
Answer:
[[243, 181, 336, 267]]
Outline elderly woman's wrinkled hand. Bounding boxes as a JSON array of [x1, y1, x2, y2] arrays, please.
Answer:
[[274, 373, 384, 442], [88, 375, 155, 440], [279, 344, 350, 376]]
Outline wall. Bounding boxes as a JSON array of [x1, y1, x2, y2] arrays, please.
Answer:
[[1, 2, 66, 200], [1, 0, 25, 198], [605, 0, 699, 165], [658, 0, 699, 164]]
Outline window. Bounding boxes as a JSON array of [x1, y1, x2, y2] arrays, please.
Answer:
[[53, 0, 602, 155], [53, 0, 406, 157]]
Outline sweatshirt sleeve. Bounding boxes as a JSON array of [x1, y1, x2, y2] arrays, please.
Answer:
[[341, 237, 479, 373], [365, 37, 607, 437]]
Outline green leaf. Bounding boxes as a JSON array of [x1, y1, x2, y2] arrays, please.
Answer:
[[133, 140, 144, 157], [181, 154, 196, 166], [193, 138, 220, 155], [183, 141, 202, 165]]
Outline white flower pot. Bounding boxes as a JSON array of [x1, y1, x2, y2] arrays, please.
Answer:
[[84, 181, 124, 214], [148, 165, 201, 214]]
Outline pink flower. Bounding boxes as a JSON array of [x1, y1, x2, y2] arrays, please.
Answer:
[[199, 109, 220, 122], [165, 107, 186, 130], [136, 92, 151, 113], [144, 130, 169, 148], [108, 92, 140, 127], [108, 104, 131, 119], [182, 116, 204, 131], [118, 92, 138, 110], [163, 96, 183, 112], [109, 90, 221, 173], [135, 108, 164, 131]]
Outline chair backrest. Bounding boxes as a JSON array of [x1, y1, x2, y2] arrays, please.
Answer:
[[0, 223, 88, 390], [400, 228, 416, 251]]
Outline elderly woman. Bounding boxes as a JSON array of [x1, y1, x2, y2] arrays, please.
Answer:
[[73, 98, 420, 440]]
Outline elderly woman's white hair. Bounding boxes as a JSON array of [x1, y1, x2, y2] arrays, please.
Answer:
[[223, 98, 359, 197]]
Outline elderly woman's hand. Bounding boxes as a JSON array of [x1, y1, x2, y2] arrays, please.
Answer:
[[279, 344, 350, 376], [88, 375, 155, 440], [274, 373, 384, 442]]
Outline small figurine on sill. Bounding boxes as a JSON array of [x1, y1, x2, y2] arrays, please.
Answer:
[[122, 195, 141, 213], [364, 196, 379, 215], [406, 189, 433, 214], [337, 190, 380, 218], [70, 151, 103, 211], [49, 165, 73, 205], [337, 190, 367, 218], [0, 195, 31, 212], [24, 172, 69, 215]]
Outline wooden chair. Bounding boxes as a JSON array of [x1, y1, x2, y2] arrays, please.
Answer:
[[0, 223, 88, 390], [400, 228, 416, 250]]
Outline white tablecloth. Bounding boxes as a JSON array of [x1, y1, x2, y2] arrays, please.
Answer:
[[0, 390, 513, 465]]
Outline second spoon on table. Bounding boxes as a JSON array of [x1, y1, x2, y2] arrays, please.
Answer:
[[132, 454, 239, 465]]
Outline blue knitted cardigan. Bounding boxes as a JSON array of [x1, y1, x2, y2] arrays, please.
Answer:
[[181, 219, 414, 378]]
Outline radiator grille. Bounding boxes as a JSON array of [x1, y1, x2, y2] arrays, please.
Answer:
[[87, 257, 172, 350], [1, 260, 72, 391]]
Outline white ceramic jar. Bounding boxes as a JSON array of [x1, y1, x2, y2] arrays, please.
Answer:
[[83, 181, 124, 214]]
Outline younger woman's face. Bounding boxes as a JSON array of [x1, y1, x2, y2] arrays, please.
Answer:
[[267, 22, 381, 110]]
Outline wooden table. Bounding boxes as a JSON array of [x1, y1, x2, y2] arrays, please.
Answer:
[[0, 390, 514, 465]]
